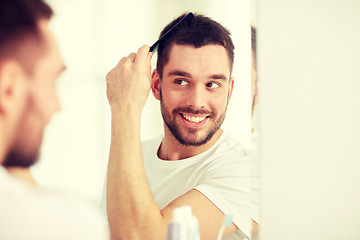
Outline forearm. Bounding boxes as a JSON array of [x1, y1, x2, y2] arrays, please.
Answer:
[[106, 109, 167, 239]]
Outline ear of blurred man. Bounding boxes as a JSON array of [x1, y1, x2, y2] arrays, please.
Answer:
[[0, 60, 30, 148]]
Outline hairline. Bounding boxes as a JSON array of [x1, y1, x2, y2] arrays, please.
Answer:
[[158, 42, 233, 80]]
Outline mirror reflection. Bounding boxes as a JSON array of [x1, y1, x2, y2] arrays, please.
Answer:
[[0, 0, 259, 239]]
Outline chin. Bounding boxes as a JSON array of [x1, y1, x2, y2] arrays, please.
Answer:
[[2, 146, 40, 168], [176, 129, 217, 147]]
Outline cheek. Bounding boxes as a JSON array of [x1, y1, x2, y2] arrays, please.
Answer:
[[213, 100, 226, 112], [15, 98, 43, 151], [211, 93, 229, 112], [24, 88, 48, 126], [32, 81, 59, 121], [161, 87, 183, 108]]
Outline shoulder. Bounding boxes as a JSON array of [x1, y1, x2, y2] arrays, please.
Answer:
[[141, 135, 162, 147], [212, 131, 256, 162], [0, 169, 109, 239], [141, 135, 163, 155]]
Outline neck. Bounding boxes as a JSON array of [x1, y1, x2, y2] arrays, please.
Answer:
[[0, 125, 8, 166], [158, 127, 223, 160]]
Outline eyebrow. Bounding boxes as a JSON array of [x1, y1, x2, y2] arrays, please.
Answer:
[[168, 69, 228, 81], [209, 74, 227, 81], [168, 70, 191, 78]]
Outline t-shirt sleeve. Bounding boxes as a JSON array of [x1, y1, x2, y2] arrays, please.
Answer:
[[193, 150, 253, 239]]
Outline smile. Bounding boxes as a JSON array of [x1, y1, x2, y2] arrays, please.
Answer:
[[181, 114, 207, 123]]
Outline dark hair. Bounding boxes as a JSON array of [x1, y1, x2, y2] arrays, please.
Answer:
[[0, 0, 53, 73], [156, 12, 235, 78]]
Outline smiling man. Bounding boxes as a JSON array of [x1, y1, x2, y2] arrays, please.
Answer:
[[105, 13, 255, 240]]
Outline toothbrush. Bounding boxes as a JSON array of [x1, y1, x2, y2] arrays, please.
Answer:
[[217, 214, 233, 240]]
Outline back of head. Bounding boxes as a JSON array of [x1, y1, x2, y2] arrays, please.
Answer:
[[0, 0, 53, 74], [156, 13, 235, 78]]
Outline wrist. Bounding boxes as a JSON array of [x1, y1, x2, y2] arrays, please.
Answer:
[[110, 106, 142, 130], [110, 104, 142, 118]]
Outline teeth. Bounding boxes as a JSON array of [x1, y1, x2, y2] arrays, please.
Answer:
[[183, 114, 206, 123]]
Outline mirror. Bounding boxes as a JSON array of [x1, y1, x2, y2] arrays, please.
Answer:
[[31, 0, 258, 238]]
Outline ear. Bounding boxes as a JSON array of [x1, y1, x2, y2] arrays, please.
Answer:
[[151, 69, 161, 101], [0, 61, 28, 115], [227, 77, 235, 103]]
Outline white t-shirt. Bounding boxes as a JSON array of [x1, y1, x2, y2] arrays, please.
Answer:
[[142, 131, 254, 240], [0, 167, 109, 240]]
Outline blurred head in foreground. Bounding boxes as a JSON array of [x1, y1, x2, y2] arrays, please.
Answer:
[[0, 0, 65, 169]]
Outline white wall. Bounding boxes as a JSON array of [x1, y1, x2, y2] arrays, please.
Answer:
[[32, 0, 252, 204], [258, 0, 360, 239]]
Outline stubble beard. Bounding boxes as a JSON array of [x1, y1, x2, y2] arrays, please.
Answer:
[[2, 101, 41, 168], [3, 145, 39, 168], [160, 91, 227, 147]]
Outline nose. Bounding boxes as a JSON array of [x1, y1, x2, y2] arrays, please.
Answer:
[[185, 85, 205, 109]]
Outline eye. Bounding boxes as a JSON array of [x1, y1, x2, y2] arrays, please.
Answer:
[[206, 82, 220, 88], [175, 79, 189, 86]]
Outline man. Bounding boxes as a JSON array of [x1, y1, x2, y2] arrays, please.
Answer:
[[0, 0, 109, 239], [105, 13, 255, 239]]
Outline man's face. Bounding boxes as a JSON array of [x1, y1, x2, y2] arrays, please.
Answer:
[[158, 44, 233, 146], [3, 20, 64, 167]]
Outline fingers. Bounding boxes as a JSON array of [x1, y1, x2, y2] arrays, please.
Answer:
[[128, 52, 136, 63], [113, 45, 152, 75], [106, 45, 153, 112], [115, 52, 136, 67], [116, 57, 127, 67], [135, 45, 151, 66], [116, 45, 150, 66]]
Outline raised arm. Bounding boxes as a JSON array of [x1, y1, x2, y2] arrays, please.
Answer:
[[106, 45, 165, 239]]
